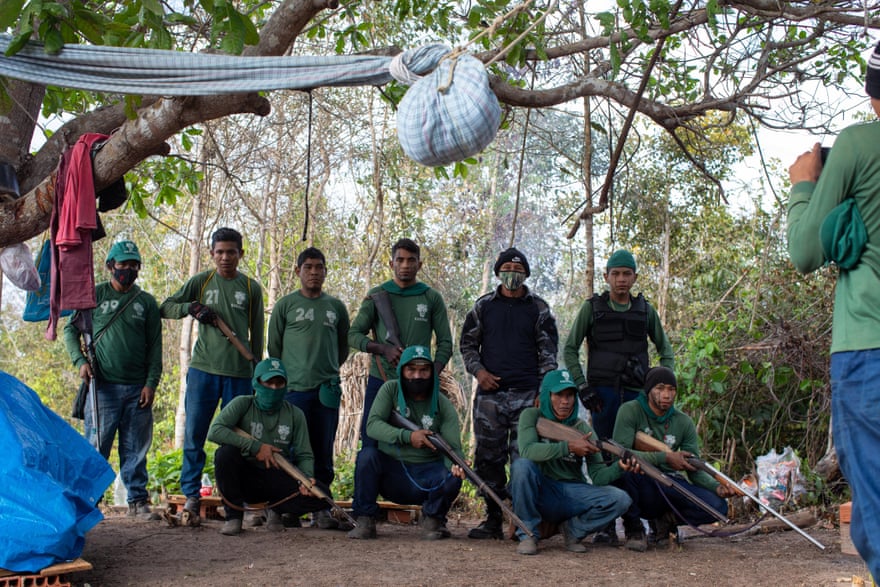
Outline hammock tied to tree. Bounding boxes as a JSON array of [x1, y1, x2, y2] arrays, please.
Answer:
[[0, 35, 501, 167]]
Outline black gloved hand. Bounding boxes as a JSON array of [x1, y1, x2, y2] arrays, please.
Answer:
[[188, 301, 217, 325], [578, 385, 603, 414]]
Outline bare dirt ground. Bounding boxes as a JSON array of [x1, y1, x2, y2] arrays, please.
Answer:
[[70, 508, 870, 587]]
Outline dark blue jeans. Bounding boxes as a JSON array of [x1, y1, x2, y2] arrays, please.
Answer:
[[351, 446, 461, 521], [510, 458, 631, 541], [617, 470, 728, 528], [359, 375, 385, 449], [285, 388, 339, 487], [832, 349, 880, 580], [585, 385, 641, 440], [181, 367, 251, 499], [214, 444, 326, 521], [84, 382, 152, 503]]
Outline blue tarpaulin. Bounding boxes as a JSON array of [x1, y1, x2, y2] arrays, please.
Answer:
[[0, 371, 114, 572]]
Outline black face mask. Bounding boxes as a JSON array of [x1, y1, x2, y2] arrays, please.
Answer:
[[112, 267, 139, 287], [402, 377, 432, 397]]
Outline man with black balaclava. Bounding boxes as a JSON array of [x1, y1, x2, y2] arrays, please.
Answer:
[[460, 247, 559, 540], [347, 345, 466, 541], [63, 239, 162, 520], [208, 358, 327, 536]]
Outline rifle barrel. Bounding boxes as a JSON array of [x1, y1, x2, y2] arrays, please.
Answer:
[[696, 459, 825, 550]]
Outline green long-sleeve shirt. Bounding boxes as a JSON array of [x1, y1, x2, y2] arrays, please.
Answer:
[[267, 291, 350, 391], [612, 398, 718, 492], [787, 120, 880, 354], [348, 282, 453, 379], [63, 282, 162, 388], [366, 379, 463, 467], [207, 395, 314, 477], [563, 294, 674, 389], [160, 269, 264, 378], [518, 408, 623, 486]]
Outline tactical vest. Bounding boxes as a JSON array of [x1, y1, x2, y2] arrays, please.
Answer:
[[586, 292, 649, 389]]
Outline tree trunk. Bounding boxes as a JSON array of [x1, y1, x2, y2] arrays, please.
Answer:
[[173, 137, 213, 448]]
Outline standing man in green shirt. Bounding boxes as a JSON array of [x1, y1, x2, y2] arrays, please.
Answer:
[[786, 42, 880, 579], [208, 358, 326, 536], [563, 249, 674, 441], [160, 227, 264, 517], [64, 240, 162, 518], [563, 249, 673, 544], [268, 247, 350, 529], [348, 238, 453, 449]]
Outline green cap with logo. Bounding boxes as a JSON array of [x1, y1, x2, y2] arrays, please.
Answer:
[[106, 240, 142, 264], [541, 368, 578, 395], [254, 357, 287, 383]]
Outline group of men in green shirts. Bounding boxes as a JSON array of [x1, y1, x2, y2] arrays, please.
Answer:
[[66, 227, 729, 553]]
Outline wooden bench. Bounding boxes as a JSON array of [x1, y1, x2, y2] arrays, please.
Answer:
[[0, 558, 92, 587], [165, 495, 225, 520], [334, 500, 421, 524]]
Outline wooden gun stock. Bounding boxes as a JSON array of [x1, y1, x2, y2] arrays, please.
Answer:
[[632, 432, 825, 550], [388, 411, 534, 538], [232, 427, 357, 527], [535, 418, 729, 524], [370, 290, 404, 348], [214, 315, 258, 366]]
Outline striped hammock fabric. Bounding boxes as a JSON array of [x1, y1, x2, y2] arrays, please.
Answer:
[[0, 36, 501, 167]]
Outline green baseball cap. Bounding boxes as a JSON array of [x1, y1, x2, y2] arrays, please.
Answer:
[[541, 369, 578, 395], [106, 240, 142, 264], [254, 358, 287, 383]]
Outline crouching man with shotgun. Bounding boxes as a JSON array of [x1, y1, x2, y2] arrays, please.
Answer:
[[612, 366, 737, 551], [348, 345, 466, 540], [207, 358, 329, 536], [512, 369, 636, 556]]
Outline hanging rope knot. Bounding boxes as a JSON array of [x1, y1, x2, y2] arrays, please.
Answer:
[[389, 52, 426, 86], [437, 52, 462, 93]]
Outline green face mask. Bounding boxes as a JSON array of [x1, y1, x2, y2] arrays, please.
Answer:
[[500, 270, 526, 291], [253, 382, 286, 412]]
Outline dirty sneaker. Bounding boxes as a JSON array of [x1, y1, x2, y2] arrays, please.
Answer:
[[561, 520, 587, 553], [419, 515, 452, 540], [220, 517, 243, 536], [517, 536, 538, 555], [625, 530, 648, 552], [266, 509, 284, 532], [467, 515, 503, 540], [347, 516, 377, 539], [184, 496, 200, 514], [128, 501, 160, 521], [313, 509, 340, 530]]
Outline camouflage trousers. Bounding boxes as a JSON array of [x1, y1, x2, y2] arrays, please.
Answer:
[[472, 387, 538, 501]]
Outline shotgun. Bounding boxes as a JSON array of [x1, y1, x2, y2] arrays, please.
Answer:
[[535, 417, 729, 524], [388, 410, 534, 538], [633, 431, 825, 550], [72, 310, 100, 450], [232, 427, 357, 527]]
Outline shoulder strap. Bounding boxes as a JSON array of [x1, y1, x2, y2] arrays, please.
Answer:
[[94, 287, 142, 345]]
